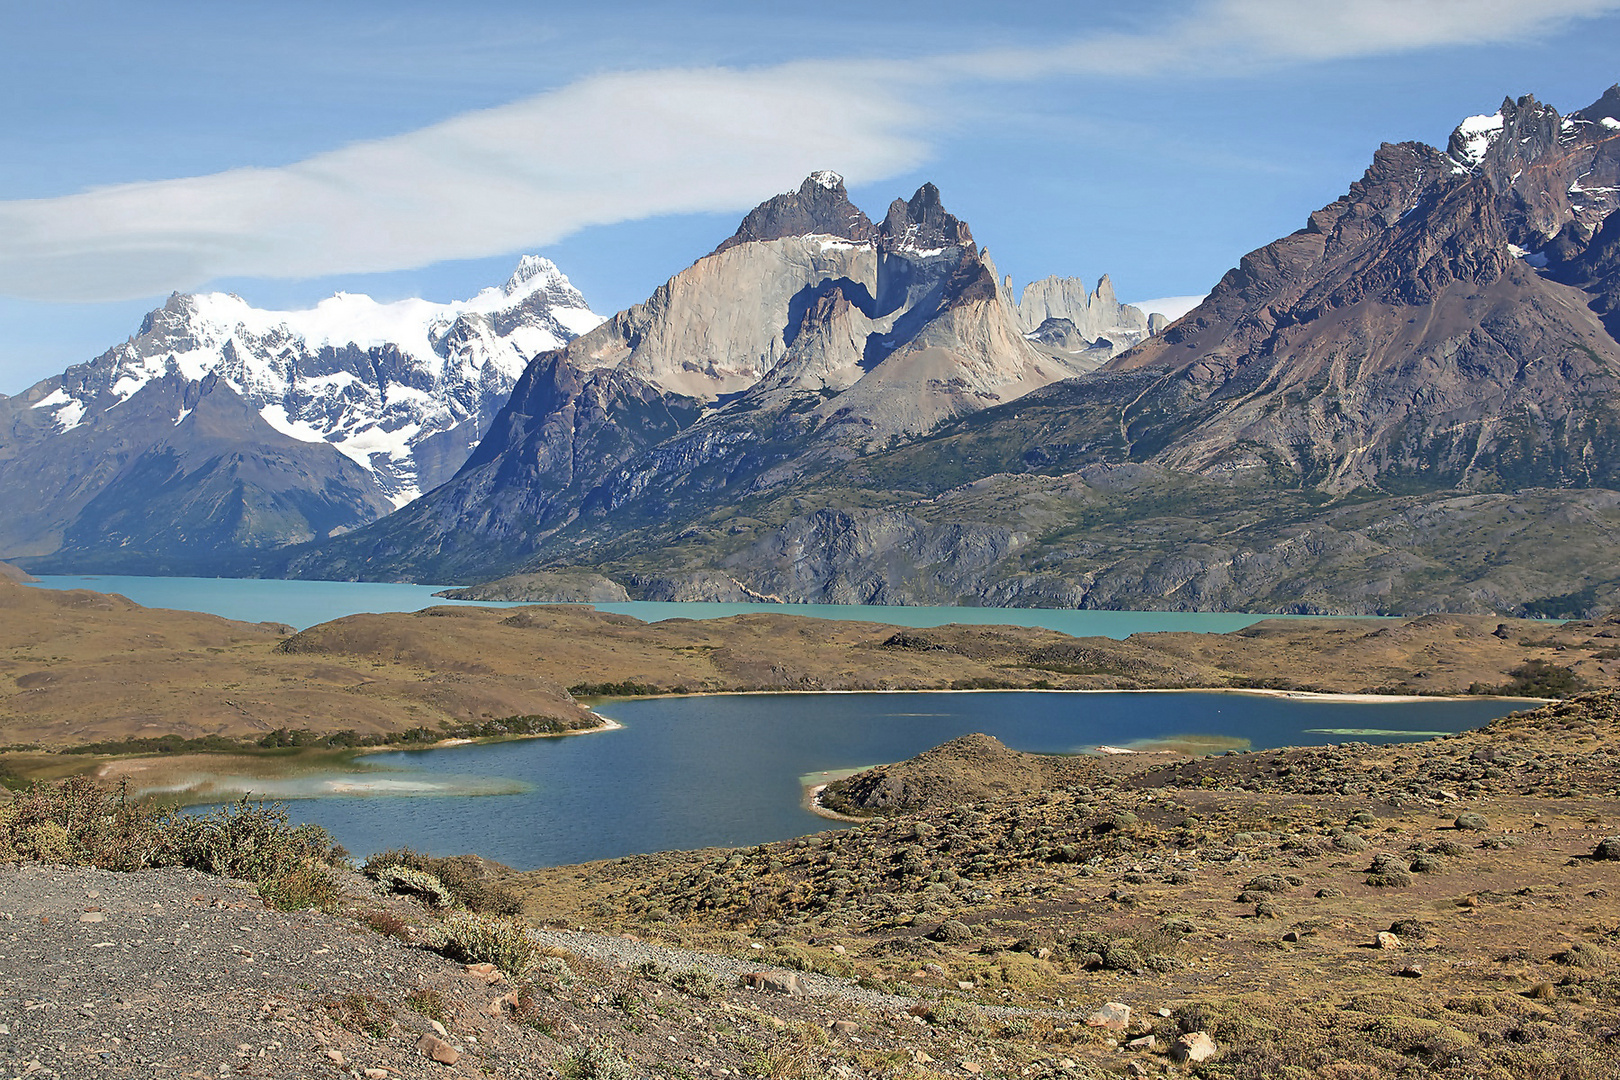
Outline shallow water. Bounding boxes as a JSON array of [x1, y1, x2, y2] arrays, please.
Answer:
[[242, 690, 1527, 869]]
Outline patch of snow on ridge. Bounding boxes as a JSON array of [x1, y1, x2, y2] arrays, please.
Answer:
[[1507, 244, 1550, 268], [809, 170, 843, 189], [30, 387, 70, 410], [259, 404, 331, 445], [1452, 111, 1505, 168], [51, 398, 86, 432]]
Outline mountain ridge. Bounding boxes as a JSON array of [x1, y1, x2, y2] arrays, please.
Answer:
[[384, 86, 1620, 617]]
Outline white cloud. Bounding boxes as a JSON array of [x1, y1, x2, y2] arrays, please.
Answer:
[[0, 64, 926, 301], [955, 0, 1620, 78], [1, 0, 1616, 303]]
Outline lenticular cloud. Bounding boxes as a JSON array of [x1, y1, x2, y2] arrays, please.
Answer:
[[0, 64, 926, 302]]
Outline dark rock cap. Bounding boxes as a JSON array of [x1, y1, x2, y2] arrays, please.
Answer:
[[877, 182, 975, 253], [714, 171, 875, 254]]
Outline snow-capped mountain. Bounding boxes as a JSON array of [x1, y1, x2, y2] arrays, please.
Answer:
[[34, 256, 602, 507], [0, 258, 602, 573]]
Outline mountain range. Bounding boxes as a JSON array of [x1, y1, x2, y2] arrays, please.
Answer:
[[11, 86, 1620, 618], [0, 259, 600, 570], [380, 88, 1620, 618]]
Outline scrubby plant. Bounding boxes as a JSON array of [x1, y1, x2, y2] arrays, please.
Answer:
[[0, 780, 344, 889], [157, 797, 346, 881], [373, 865, 454, 908], [421, 910, 538, 975], [668, 968, 728, 1000], [362, 910, 410, 939], [361, 847, 522, 914], [259, 865, 341, 911], [560, 1042, 634, 1080], [404, 988, 449, 1024]]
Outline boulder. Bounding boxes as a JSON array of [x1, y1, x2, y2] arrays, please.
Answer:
[[1086, 1002, 1131, 1032], [416, 1034, 459, 1065], [1172, 1031, 1219, 1063]]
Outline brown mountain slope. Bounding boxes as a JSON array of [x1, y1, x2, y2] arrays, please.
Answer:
[[1109, 92, 1620, 492]]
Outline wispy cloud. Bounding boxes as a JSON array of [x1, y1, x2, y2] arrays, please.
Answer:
[[0, 64, 925, 301], [1, 0, 1616, 302], [953, 0, 1620, 78]]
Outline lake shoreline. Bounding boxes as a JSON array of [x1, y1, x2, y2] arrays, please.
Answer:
[[586, 685, 1545, 706]]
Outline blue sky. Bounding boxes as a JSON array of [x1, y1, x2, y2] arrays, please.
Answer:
[[2, 0, 1619, 393]]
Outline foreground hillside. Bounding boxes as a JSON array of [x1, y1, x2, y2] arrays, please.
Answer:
[[504, 692, 1620, 1078], [7, 693, 1620, 1077]]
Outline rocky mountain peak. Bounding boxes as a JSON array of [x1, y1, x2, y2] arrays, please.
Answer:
[[713, 172, 875, 254], [1575, 84, 1620, 124], [878, 183, 975, 253]]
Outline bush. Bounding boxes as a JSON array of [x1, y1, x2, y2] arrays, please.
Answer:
[[422, 911, 538, 975], [0, 780, 343, 886], [259, 866, 341, 911], [374, 865, 454, 908], [668, 968, 728, 1000], [158, 798, 345, 882], [561, 1043, 634, 1080], [362, 848, 522, 914], [1366, 852, 1414, 888]]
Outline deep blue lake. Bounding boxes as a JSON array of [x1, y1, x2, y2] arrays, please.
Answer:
[[243, 691, 1527, 869]]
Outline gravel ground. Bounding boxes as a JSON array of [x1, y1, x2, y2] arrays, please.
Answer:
[[0, 864, 1080, 1080]]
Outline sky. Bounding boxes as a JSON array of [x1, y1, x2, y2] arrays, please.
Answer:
[[2, 0, 1619, 394]]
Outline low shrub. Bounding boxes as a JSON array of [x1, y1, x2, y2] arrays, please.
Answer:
[[404, 988, 449, 1024], [373, 865, 454, 908], [259, 865, 341, 911], [362, 848, 522, 914], [422, 911, 538, 975], [561, 1042, 634, 1080], [668, 968, 728, 999], [0, 780, 344, 888]]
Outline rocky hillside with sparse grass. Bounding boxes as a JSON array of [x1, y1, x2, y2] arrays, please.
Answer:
[[502, 692, 1620, 1079]]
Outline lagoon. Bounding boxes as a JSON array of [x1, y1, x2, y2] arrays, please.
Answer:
[[241, 690, 1526, 869], [28, 574, 1387, 637]]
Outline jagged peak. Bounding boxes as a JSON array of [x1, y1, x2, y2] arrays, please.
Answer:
[[713, 172, 875, 254], [1449, 111, 1506, 169], [877, 182, 974, 255]]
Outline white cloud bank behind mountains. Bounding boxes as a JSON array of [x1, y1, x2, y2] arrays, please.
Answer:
[[1, 0, 1616, 302]]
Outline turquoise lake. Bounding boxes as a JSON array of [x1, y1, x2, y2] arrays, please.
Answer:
[[28, 574, 1389, 637], [245, 691, 1525, 869]]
